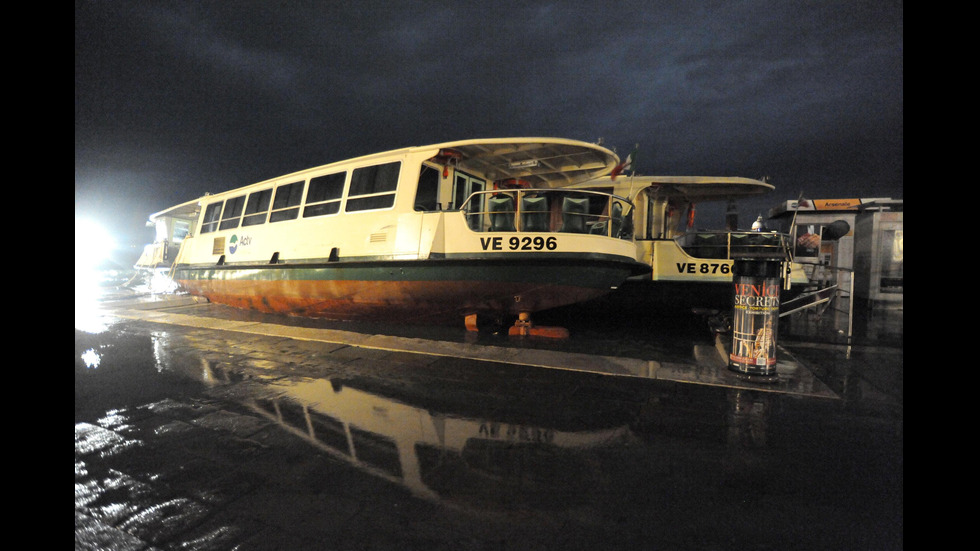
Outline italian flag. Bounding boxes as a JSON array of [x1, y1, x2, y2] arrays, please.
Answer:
[[611, 146, 637, 180]]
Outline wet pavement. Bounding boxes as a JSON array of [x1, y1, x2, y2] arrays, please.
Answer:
[[76, 277, 902, 550]]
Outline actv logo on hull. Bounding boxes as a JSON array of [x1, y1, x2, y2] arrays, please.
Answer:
[[229, 234, 252, 254]]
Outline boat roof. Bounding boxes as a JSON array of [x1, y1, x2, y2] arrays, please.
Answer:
[[147, 196, 205, 222], [425, 137, 619, 188], [570, 175, 775, 202], [148, 138, 620, 221]]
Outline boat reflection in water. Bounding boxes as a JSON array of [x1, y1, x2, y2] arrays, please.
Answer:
[[218, 371, 782, 517], [239, 375, 638, 508], [135, 324, 799, 519]]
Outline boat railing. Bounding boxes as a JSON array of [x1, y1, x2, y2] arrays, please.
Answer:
[[459, 188, 635, 239], [676, 231, 792, 260]]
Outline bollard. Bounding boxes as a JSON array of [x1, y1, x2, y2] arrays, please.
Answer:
[[729, 258, 782, 378]]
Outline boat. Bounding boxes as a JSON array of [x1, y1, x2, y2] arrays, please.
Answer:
[[135, 138, 650, 333], [539, 175, 809, 323]]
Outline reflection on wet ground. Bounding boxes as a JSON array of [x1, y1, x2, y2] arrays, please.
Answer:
[[76, 280, 902, 550]]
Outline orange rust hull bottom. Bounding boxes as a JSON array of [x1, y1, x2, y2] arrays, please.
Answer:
[[177, 278, 611, 324]]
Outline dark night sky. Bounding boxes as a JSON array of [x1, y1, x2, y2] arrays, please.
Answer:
[[75, 1, 903, 256]]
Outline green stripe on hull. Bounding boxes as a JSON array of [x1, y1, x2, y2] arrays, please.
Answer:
[[175, 255, 648, 289]]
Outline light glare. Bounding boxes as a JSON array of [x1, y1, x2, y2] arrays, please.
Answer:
[[76, 218, 115, 268], [75, 218, 116, 333]]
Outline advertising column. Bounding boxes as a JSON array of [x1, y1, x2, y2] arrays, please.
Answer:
[[729, 258, 782, 377]]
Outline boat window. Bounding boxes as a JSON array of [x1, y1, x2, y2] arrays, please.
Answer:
[[218, 195, 246, 230], [270, 180, 305, 223], [173, 219, 191, 242], [414, 164, 440, 211], [346, 162, 400, 212], [200, 202, 223, 234], [349, 426, 402, 478], [242, 188, 272, 227], [304, 172, 346, 218]]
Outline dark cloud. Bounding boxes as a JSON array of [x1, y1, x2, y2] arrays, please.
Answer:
[[75, 0, 902, 251]]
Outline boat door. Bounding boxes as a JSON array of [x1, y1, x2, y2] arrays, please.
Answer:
[[413, 163, 442, 259], [451, 171, 486, 230]]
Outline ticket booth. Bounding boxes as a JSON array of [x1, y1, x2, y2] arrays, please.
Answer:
[[767, 197, 903, 309], [853, 201, 903, 307]]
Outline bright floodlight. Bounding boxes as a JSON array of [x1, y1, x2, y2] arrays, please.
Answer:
[[75, 218, 115, 270], [75, 218, 116, 333]]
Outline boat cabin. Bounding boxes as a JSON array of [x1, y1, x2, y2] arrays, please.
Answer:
[[564, 175, 807, 290]]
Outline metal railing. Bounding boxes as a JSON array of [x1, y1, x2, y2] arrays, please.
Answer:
[[676, 230, 793, 260], [780, 263, 856, 349], [459, 188, 635, 238]]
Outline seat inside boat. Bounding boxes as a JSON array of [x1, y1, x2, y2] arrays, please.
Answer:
[[521, 195, 550, 232], [561, 197, 589, 233], [488, 195, 516, 231]]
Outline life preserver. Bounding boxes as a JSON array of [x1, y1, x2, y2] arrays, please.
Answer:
[[436, 148, 463, 162], [436, 149, 464, 178]]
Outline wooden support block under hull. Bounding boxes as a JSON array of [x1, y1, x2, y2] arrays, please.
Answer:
[[507, 312, 570, 339]]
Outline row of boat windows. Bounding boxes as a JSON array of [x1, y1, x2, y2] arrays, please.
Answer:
[[201, 161, 402, 233]]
